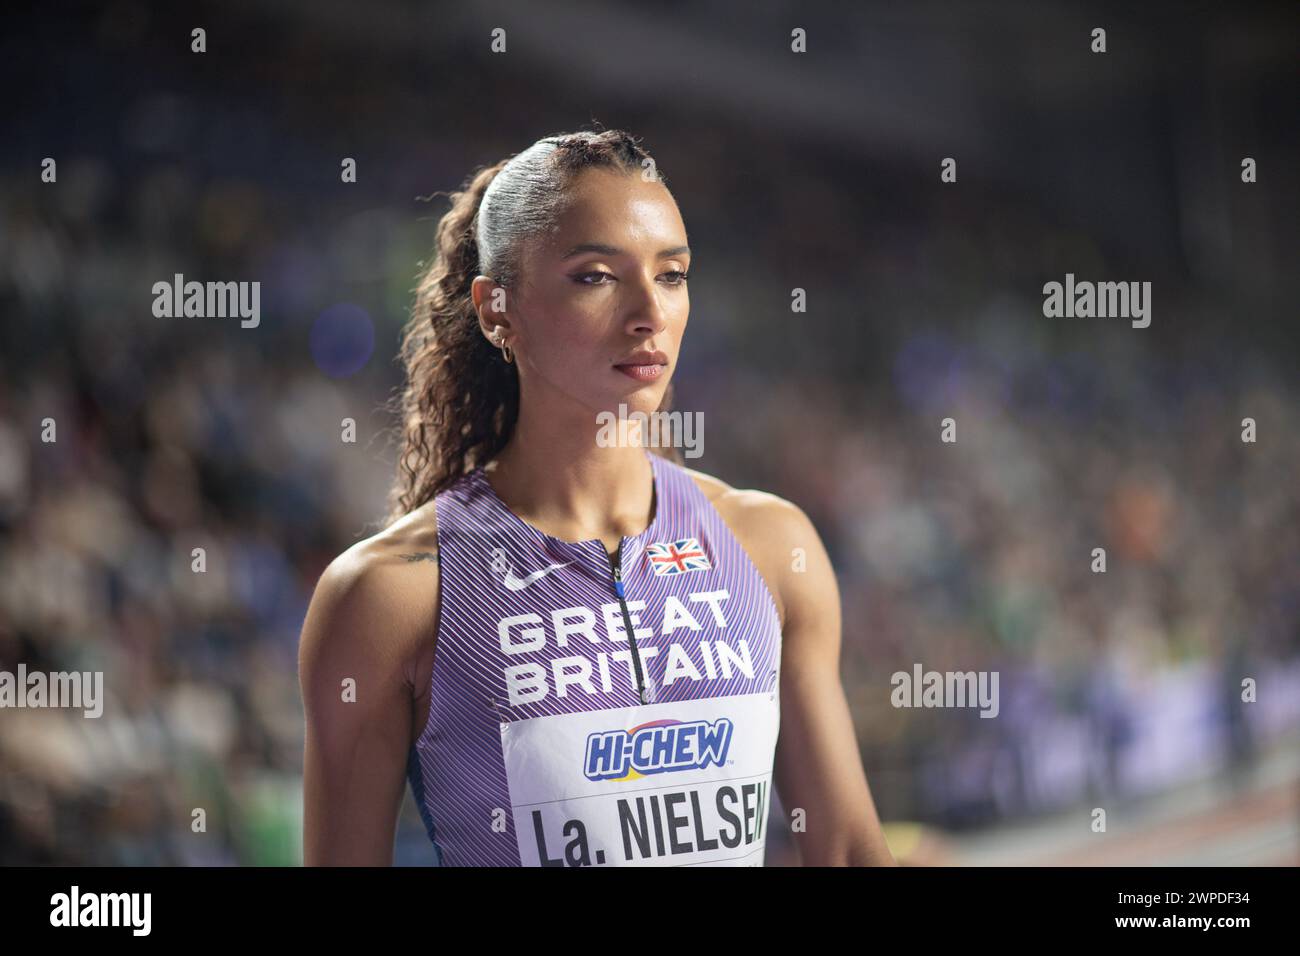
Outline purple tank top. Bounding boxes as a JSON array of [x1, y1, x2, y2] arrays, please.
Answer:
[[406, 450, 783, 866]]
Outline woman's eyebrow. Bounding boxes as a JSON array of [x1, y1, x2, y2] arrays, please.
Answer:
[[560, 243, 690, 260]]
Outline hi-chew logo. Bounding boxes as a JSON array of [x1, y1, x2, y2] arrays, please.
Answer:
[[584, 717, 733, 781]]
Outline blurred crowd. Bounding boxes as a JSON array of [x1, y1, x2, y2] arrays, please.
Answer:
[[701, 319, 1298, 830], [2, 4, 1295, 865]]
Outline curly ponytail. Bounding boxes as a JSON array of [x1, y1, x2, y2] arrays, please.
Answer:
[[387, 129, 681, 523]]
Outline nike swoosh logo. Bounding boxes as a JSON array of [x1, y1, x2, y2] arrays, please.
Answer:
[[502, 561, 572, 591]]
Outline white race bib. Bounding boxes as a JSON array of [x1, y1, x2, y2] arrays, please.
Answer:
[[500, 691, 780, 866]]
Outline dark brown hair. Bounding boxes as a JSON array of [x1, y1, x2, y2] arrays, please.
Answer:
[[387, 129, 684, 523]]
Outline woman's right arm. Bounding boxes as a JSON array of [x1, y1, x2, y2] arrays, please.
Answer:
[[298, 545, 438, 865]]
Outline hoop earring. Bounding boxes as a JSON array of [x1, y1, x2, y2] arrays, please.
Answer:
[[491, 327, 514, 365]]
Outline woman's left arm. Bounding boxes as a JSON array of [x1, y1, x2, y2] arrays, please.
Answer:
[[740, 493, 898, 866]]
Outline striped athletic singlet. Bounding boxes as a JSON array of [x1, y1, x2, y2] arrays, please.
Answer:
[[406, 449, 783, 866]]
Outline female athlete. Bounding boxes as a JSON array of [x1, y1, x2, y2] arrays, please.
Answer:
[[299, 129, 897, 867]]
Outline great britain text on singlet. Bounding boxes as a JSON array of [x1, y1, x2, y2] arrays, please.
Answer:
[[498, 587, 760, 705]]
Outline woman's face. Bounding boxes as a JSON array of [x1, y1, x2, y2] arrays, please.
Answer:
[[476, 166, 690, 418]]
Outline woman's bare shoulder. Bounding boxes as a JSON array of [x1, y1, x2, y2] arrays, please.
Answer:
[[299, 501, 442, 688], [316, 501, 441, 599], [679, 463, 805, 529], [678, 464, 817, 629]]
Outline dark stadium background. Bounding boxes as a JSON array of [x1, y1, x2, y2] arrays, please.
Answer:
[[1, 0, 1296, 865]]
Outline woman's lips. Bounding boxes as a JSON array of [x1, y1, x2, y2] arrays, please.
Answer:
[[614, 362, 666, 382]]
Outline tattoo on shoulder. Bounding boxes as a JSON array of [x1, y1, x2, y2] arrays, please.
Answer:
[[399, 550, 439, 564]]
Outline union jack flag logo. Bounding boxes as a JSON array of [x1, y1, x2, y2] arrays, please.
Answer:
[[646, 537, 712, 576]]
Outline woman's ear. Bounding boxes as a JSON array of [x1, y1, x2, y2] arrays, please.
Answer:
[[471, 275, 512, 341]]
